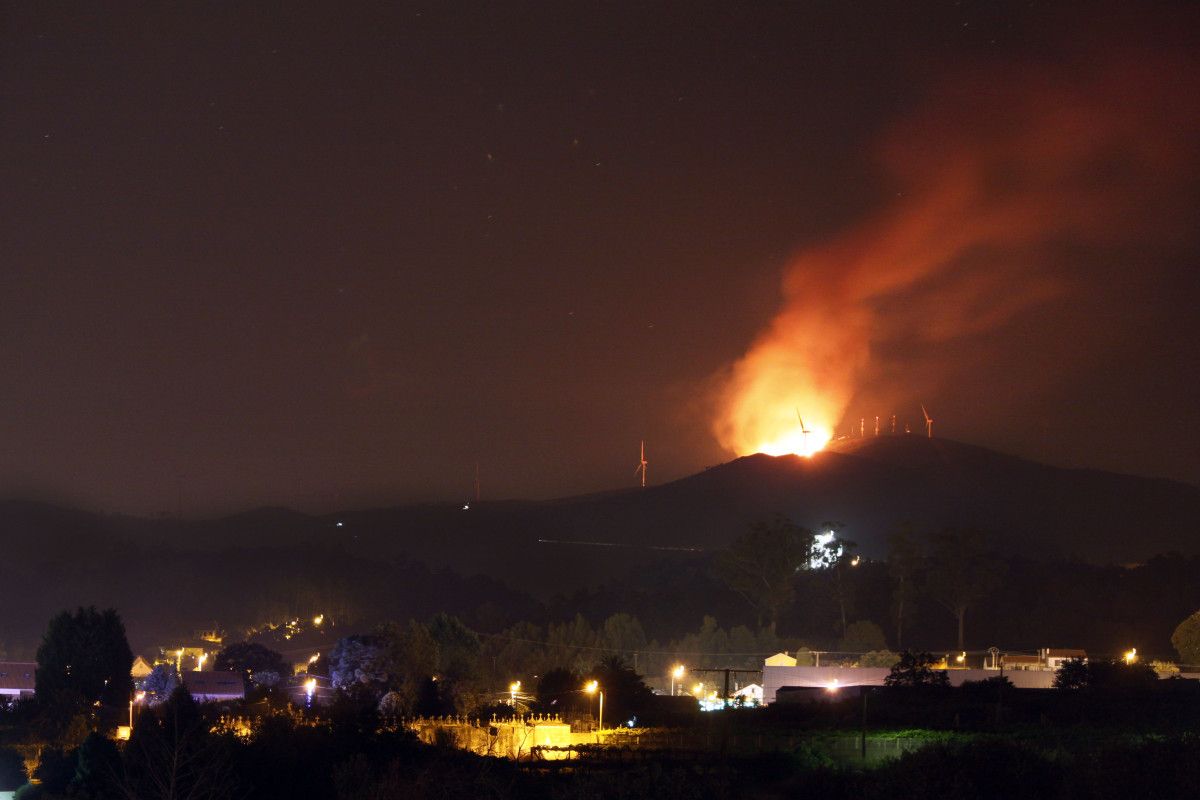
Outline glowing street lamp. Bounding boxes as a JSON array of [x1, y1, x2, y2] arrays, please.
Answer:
[[584, 680, 603, 731], [1124, 648, 1138, 665], [304, 677, 317, 706], [671, 664, 686, 696], [509, 680, 521, 707]]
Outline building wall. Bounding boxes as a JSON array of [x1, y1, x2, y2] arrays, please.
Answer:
[[763, 666, 1056, 703]]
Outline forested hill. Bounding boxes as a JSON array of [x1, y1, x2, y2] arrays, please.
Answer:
[[1, 436, 1198, 655]]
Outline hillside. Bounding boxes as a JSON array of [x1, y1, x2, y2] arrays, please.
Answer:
[[2, 437, 1198, 653]]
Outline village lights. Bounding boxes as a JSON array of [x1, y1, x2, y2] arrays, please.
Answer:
[[1124, 648, 1138, 665], [671, 664, 686, 695], [584, 680, 604, 731]]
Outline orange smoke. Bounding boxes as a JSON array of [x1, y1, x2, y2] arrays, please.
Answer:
[[715, 51, 1199, 457]]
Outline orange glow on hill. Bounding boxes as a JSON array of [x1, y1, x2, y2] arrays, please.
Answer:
[[756, 423, 832, 458]]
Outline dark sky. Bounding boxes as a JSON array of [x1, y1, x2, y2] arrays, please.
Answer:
[[2, 2, 1198, 515]]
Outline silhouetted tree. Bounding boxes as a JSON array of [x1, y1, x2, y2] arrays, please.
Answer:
[[1171, 609, 1200, 665], [839, 620, 887, 653], [589, 655, 654, 727], [34, 606, 133, 732], [0, 747, 27, 791], [925, 529, 1004, 650], [71, 732, 122, 799], [121, 687, 237, 800], [1054, 658, 1159, 691], [714, 515, 814, 626], [215, 642, 288, 688], [142, 664, 180, 704], [813, 522, 858, 636], [534, 667, 583, 716], [885, 651, 949, 687], [887, 524, 923, 649]]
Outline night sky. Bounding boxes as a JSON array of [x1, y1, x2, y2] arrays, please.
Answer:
[[2, 2, 1198, 515]]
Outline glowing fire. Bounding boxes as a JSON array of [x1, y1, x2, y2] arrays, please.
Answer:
[[713, 51, 1197, 461], [757, 425, 832, 458]]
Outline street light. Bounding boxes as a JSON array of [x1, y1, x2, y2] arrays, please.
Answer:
[[584, 680, 603, 731], [1123, 648, 1138, 665], [671, 664, 686, 696], [509, 680, 521, 708]]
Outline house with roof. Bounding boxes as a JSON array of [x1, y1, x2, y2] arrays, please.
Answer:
[[182, 670, 244, 703], [0, 662, 36, 698]]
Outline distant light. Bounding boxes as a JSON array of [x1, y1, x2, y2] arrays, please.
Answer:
[[304, 677, 317, 704], [825, 679, 840, 693], [335, 521, 344, 528], [308, 653, 320, 664], [955, 652, 965, 664], [509, 681, 521, 694], [672, 664, 686, 679], [626, 719, 635, 728], [584, 680, 598, 695], [850, 556, 861, 566], [313, 614, 324, 626], [1124, 648, 1138, 665], [462, 503, 470, 511], [692, 682, 704, 696]]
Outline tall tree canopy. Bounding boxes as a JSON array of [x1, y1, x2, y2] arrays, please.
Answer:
[[35, 606, 133, 719], [714, 515, 814, 626], [925, 529, 1004, 651], [1171, 609, 1200, 665]]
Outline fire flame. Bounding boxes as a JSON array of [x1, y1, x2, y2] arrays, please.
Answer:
[[714, 50, 1198, 459]]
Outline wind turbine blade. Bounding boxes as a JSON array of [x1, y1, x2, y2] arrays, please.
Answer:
[[921, 404, 931, 422]]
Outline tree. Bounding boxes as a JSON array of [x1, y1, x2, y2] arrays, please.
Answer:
[[1054, 659, 1159, 691], [839, 620, 887, 654], [535, 667, 583, 716], [142, 664, 180, 704], [35, 607, 133, 729], [70, 732, 122, 799], [812, 522, 858, 636], [713, 515, 814, 626], [887, 524, 923, 649], [1170, 609, 1200, 665], [328, 635, 388, 691], [598, 614, 647, 663], [589, 655, 654, 727], [121, 687, 236, 800], [0, 747, 27, 791], [924, 529, 1004, 651], [214, 642, 288, 687], [885, 651, 949, 688]]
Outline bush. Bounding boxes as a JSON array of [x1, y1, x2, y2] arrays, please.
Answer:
[[0, 746, 28, 790]]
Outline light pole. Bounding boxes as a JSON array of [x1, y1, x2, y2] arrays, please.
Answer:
[[509, 681, 521, 709], [671, 665, 685, 696], [584, 680, 603, 732]]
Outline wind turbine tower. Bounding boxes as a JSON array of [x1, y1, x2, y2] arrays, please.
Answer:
[[635, 440, 648, 488], [795, 409, 812, 452], [921, 405, 934, 438]]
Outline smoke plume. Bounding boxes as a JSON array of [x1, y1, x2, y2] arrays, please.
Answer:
[[715, 51, 1200, 456]]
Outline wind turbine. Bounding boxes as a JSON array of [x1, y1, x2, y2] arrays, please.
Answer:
[[635, 440, 648, 488], [921, 404, 934, 438], [795, 408, 812, 452], [874, 416, 880, 436]]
